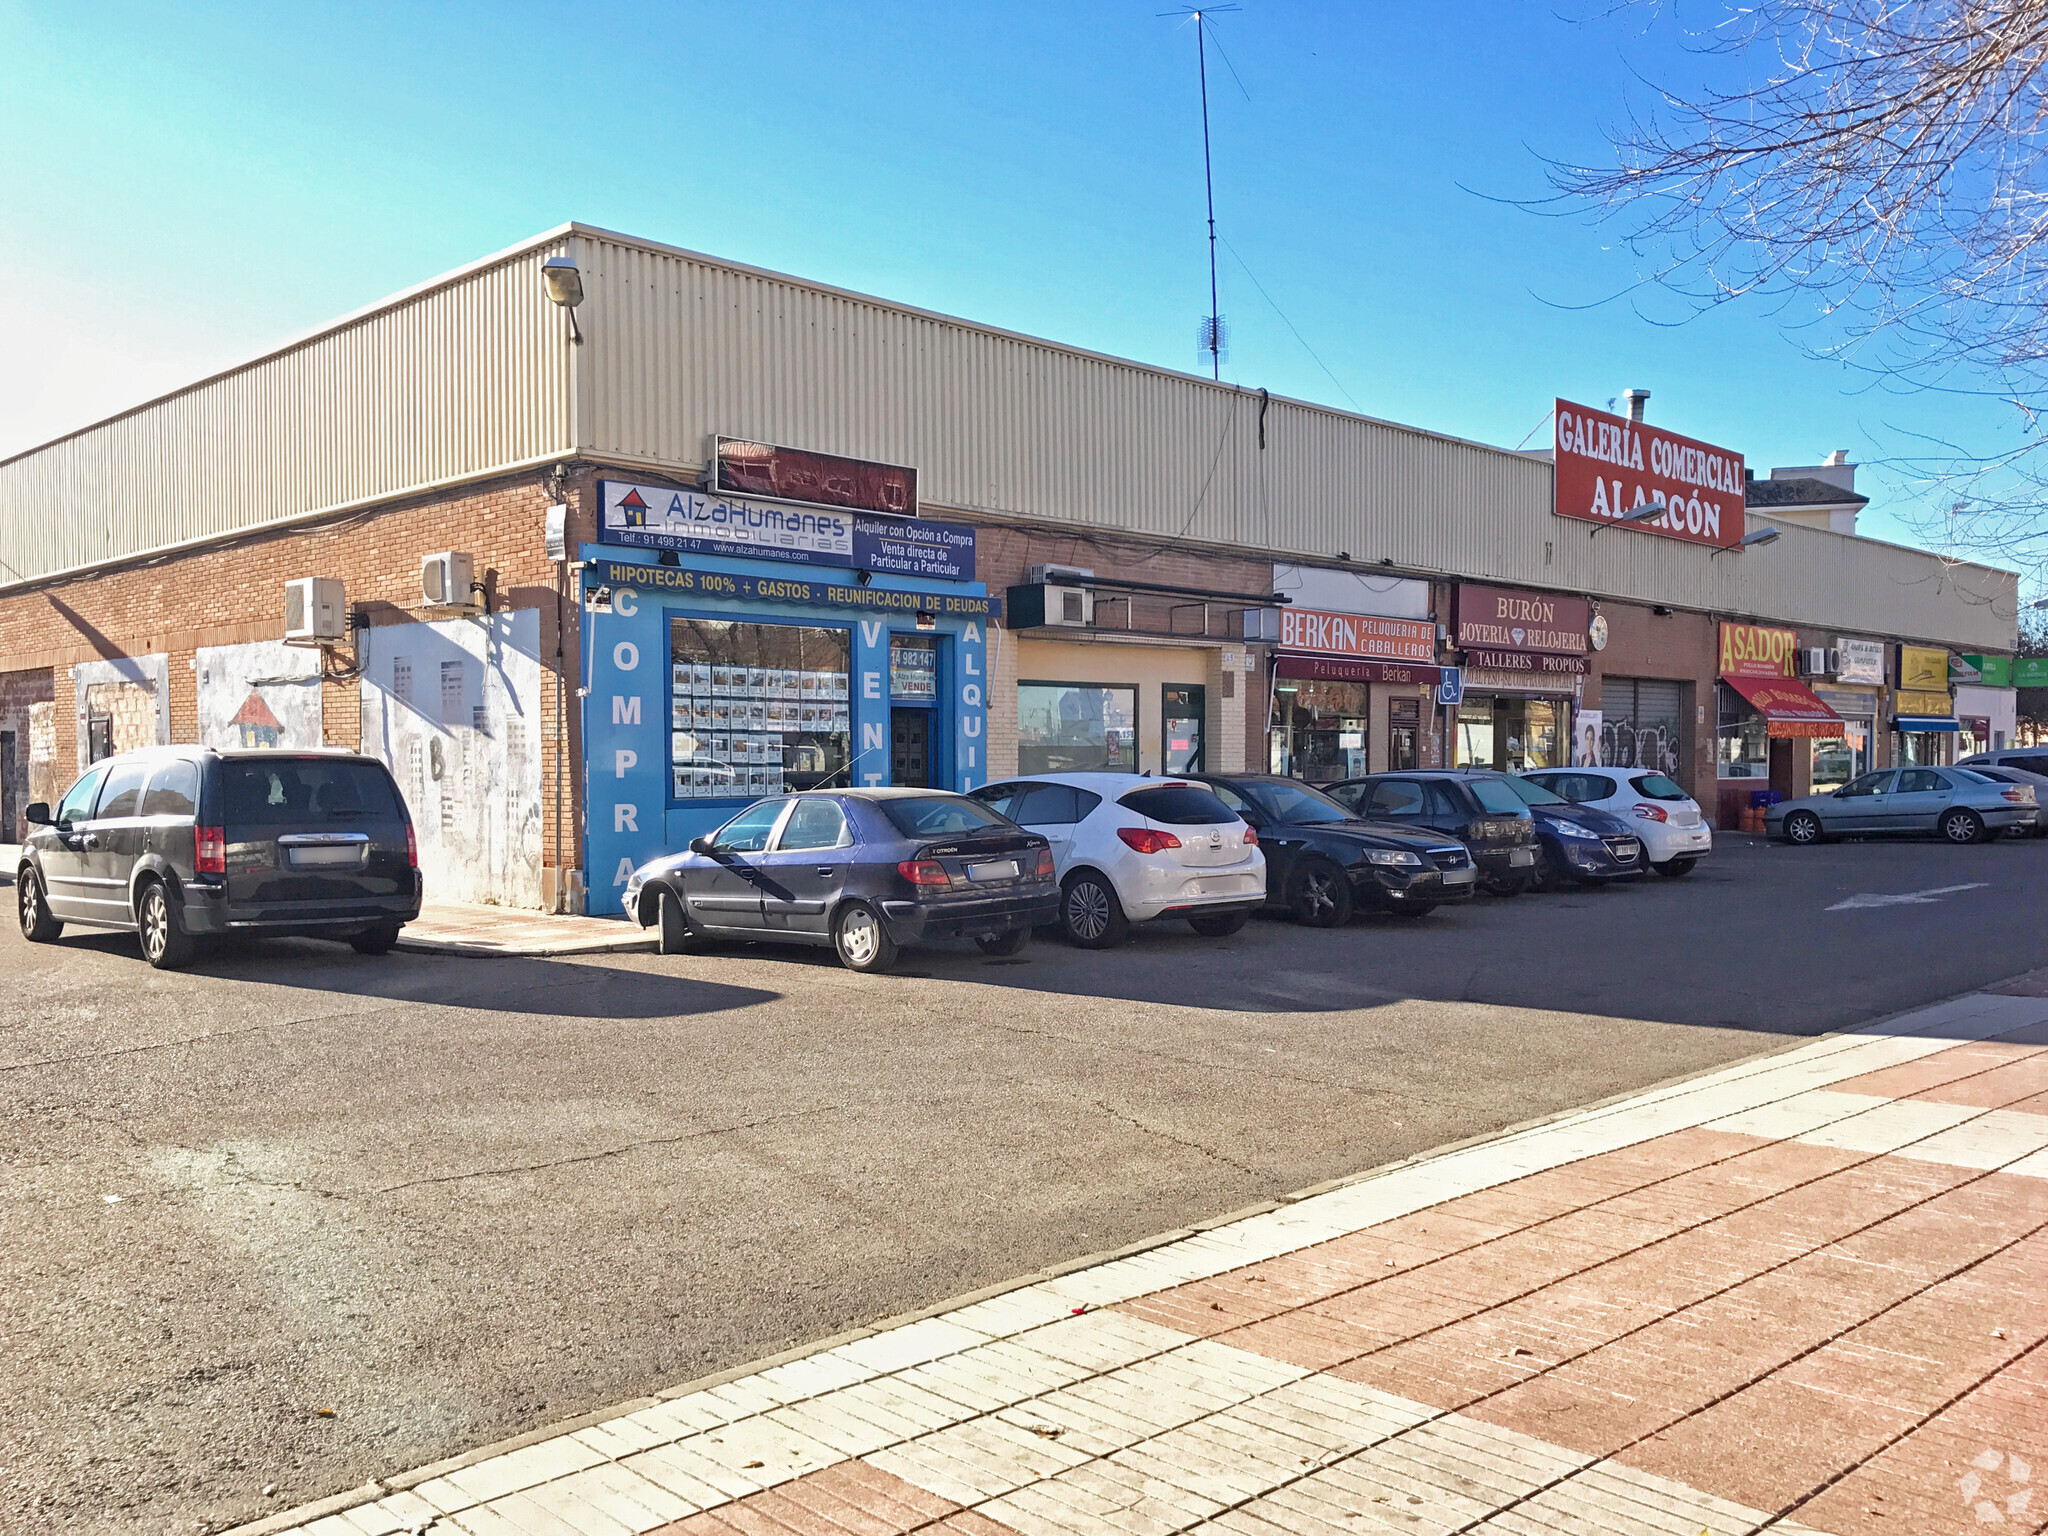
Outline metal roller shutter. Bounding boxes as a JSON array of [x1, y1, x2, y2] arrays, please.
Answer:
[[1600, 678, 1685, 777]]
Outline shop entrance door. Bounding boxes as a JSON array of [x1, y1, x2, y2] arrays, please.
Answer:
[[891, 708, 932, 788], [1388, 698, 1419, 771], [1164, 685, 1205, 773]]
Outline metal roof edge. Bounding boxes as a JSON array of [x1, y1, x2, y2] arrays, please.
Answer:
[[562, 223, 1547, 469], [1748, 512, 2020, 588], [0, 225, 577, 473]]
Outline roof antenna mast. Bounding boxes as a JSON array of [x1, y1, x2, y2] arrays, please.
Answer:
[[1170, 5, 1238, 380]]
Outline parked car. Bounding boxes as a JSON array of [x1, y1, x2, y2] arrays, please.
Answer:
[[969, 774, 1265, 946], [1493, 775, 1645, 890], [1765, 766, 2038, 845], [623, 789, 1058, 973], [1961, 765, 2048, 838], [1325, 771, 1540, 896], [1521, 767, 1714, 877], [17, 747, 421, 968], [1960, 748, 2048, 776], [1182, 773, 1475, 925]]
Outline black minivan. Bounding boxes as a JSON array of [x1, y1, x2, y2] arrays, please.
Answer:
[[1327, 771, 1541, 896], [17, 747, 422, 968]]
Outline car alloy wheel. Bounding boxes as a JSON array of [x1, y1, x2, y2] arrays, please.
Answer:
[[1784, 812, 1822, 846], [1290, 860, 1353, 927], [1061, 872, 1129, 949], [18, 872, 61, 942], [137, 881, 193, 970], [1942, 809, 1984, 845]]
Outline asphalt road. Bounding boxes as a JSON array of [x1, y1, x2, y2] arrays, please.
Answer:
[[6, 832, 2047, 1533]]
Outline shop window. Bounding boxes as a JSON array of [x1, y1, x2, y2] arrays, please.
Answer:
[[1810, 723, 1868, 791], [889, 636, 938, 702], [1455, 696, 1563, 772], [670, 618, 851, 801], [1716, 682, 1769, 779], [1018, 682, 1137, 773], [1453, 698, 1494, 769], [1272, 679, 1368, 781]]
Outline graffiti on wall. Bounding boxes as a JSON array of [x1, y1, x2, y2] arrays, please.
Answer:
[[1599, 716, 1684, 777], [73, 655, 170, 768], [196, 641, 323, 750], [359, 611, 544, 909]]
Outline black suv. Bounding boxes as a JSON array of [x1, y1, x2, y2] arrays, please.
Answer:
[[17, 747, 422, 968], [1327, 771, 1541, 896]]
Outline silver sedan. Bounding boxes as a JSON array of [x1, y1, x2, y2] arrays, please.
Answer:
[[1766, 766, 2039, 846]]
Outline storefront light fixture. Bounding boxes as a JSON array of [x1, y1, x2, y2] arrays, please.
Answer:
[[1587, 501, 1667, 538], [542, 255, 585, 344], [1710, 527, 1782, 558]]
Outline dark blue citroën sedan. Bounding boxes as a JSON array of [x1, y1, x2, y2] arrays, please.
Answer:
[[623, 789, 1060, 973]]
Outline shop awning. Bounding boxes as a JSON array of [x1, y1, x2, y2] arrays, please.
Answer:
[[1720, 673, 1845, 738], [1894, 716, 1960, 732]]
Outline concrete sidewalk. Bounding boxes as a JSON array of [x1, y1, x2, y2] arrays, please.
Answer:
[[398, 902, 655, 958], [239, 985, 2048, 1536]]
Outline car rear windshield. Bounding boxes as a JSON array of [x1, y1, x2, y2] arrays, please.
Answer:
[[1498, 777, 1565, 806], [1117, 784, 1236, 825], [1953, 768, 1998, 785], [1629, 773, 1689, 800], [1466, 779, 1528, 816], [879, 796, 1009, 838], [224, 759, 402, 826]]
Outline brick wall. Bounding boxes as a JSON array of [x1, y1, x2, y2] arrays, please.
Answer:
[[0, 468, 601, 889]]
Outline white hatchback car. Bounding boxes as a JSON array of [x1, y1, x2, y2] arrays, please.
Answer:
[[971, 773, 1267, 946], [1521, 768, 1713, 876]]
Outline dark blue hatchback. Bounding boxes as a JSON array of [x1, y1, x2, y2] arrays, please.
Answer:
[[623, 789, 1060, 972], [1499, 774, 1645, 890]]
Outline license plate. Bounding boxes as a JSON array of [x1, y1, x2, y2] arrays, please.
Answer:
[[1442, 867, 1477, 884], [966, 859, 1018, 883], [288, 845, 362, 867], [1509, 848, 1535, 867]]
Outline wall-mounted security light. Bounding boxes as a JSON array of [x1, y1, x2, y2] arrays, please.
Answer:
[[1711, 526, 1782, 558], [542, 255, 584, 344], [1588, 502, 1668, 538]]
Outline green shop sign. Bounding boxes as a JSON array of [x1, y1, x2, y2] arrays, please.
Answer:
[[2015, 656, 2048, 689], [1960, 654, 2013, 686]]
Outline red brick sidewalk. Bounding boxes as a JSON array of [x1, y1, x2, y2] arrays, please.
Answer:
[[253, 990, 2048, 1536]]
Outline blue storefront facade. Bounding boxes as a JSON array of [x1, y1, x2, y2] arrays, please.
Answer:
[[577, 477, 997, 917]]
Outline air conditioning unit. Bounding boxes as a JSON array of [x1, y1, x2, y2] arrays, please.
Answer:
[[1796, 647, 1836, 677], [422, 551, 477, 609], [1006, 582, 1094, 628], [283, 577, 346, 642], [1026, 562, 1094, 586], [1242, 607, 1281, 643]]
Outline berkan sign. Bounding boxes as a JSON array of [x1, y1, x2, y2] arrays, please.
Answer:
[[1554, 399, 1746, 549]]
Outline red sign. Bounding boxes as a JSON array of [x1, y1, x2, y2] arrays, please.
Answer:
[[1721, 673, 1843, 738], [1455, 583, 1590, 655], [1553, 399, 1745, 548], [1275, 655, 1442, 686], [1277, 607, 1437, 662], [713, 437, 917, 517], [1719, 622, 1798, 679]]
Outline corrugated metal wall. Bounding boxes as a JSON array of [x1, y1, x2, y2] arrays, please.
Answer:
[[0, 238, 573, 585], [575, 229, 2017, 652], [2, 222, 2017, 653]]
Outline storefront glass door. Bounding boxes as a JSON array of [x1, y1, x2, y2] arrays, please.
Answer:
[[1163, 685, 1205, 773], [1455, 696, 1562, 771]]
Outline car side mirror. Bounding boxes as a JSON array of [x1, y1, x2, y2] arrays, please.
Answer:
[[24, 801, 51, 826], [689, 835, 716, 855]]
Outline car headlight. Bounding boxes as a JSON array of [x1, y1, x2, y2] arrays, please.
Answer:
[[1365, 849, 1424, 867], [1554, 821, 1600, 840]]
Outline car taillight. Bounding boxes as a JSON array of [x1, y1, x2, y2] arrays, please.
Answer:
[[1632, 803, 1668, 822], [405, 821, 418, 867], [2003, 788, 2030, 803], [1034, 848, 1056, 878], [898, 859, 952, 887], [194, 825, 226, 874], [1242, 825, 1258, 846], [1116, 827, 1182, 854]]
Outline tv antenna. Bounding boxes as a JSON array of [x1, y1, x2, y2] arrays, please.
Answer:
[[1165, 5, 1242, 379]]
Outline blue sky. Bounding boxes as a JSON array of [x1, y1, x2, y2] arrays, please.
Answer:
[[4, 1, 2034, 575]]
